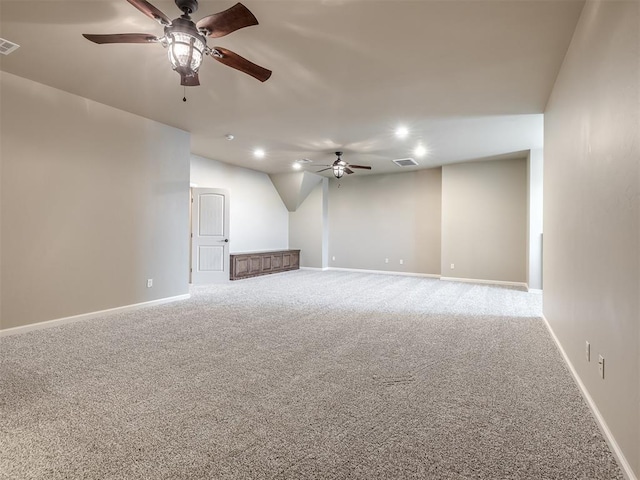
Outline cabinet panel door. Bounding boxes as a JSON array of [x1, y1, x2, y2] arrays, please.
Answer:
[[262, 256, 272, 271], [249, 256, 262, 273], [234, 257, 250, 277]]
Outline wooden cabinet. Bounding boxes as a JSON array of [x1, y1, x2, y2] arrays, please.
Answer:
[[230, 250, 300, 280]]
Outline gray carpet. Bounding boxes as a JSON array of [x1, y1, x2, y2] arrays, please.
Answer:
[[0, 270, 623, 479]]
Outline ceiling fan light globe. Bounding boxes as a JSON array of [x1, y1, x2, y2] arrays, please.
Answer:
[[165, 18, 207, 75], [333, 165, 345, 178], [167, 31, 205, 73]]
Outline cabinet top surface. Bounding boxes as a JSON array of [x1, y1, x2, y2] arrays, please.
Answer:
[[230, 249, 300, 257]]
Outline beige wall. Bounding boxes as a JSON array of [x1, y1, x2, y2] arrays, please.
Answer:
[[527, 149, 544, 290], [441, 158, 527, 284], [0, 72, 191, 330], [328, 169, 442, 274], [543, 0, 639, 476], [289, 181, 328, 268], [190, 155, 289, 253]]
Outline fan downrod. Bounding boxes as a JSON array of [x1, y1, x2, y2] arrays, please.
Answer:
[[175, 0, 198, 15]]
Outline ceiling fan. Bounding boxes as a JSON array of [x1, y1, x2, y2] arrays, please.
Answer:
[[83, 0, 271, 86], [317, 152, 372, 178]]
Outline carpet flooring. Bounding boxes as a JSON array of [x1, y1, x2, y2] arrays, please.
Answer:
[[0, 270, 624, 479]]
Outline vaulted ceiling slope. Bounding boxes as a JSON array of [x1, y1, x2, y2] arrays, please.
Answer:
[[0, 0, 584, 175]]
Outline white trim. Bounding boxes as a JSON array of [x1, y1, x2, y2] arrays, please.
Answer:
[[0, 294, 191, 337], [300, 267, 330, 271], [541, 315, 637, 480], [440, 276, 528, 289], [328, 267, 440, 279]]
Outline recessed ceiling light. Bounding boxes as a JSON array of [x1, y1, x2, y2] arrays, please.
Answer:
[[225, 134, 234, 141], [395, 126, 409, 139], [292, 162, 302, 170], [413, 144, 427, 158], [253, 148, 265, 159]]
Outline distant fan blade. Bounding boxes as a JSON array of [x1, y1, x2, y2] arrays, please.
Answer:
[[317, 168, 332, 173], [181, 73, 200, 86], [210, 47, 272, 82], [126, 0, 171, 25], [82, 33, 160, 44], [197, 3, 259, 38], [344, 167, 354, 174], [348, 165, 372, 170]]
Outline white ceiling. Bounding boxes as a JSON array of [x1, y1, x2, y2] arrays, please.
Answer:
[[0, 0, 584, 175]]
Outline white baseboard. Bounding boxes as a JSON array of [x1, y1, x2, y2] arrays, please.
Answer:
[[317, 269, 527, 287], [0, 294, 191, 337], [300, 267, 330, 271], [328, 267, 440, 279], [440, 276, 528, 289], [541, 315, 637, 480]]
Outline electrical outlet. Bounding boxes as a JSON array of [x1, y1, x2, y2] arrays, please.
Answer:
[[598, 355, 605, 379], [399, 259, 404, 265], [147, 279, 153, 288], [585, 341, 590, 362], [385, 258, 389, 264], [450, 263, 455, 269]]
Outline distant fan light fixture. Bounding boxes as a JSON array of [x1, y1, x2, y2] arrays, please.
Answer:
[[316, 152, 372, 178]]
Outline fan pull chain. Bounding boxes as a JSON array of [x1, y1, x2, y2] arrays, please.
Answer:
[[183, 86, 187, 103]]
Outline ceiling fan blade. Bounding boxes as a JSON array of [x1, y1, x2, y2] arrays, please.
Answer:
[[126, 0, 171, 26], [348, 165, 372, 170], [316, 168, 332, 173], [210, 47, 272, 82], [196, 3, 259, 38], [82, 33, 160, 44], [181, 73, 200, 86], [344, 167, 354, 174]]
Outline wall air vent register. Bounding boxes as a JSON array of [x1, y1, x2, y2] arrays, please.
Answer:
[[392, 158, 419, 167], [0, 38, 20, 55]]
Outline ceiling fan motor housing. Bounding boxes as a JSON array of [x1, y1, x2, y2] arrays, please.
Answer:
[[175, 0, 198, 15], [165, 17, 206, 44]]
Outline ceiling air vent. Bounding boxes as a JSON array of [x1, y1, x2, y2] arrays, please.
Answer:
[[392, 158, 419, 167], [0, 38, 20, 56]]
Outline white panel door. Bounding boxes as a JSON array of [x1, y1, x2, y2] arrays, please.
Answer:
[[191, 188, 230, 284]]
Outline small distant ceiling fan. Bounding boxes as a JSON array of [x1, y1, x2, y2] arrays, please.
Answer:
[[83, 0, 271, 86], [317, 152, 372, 178]]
